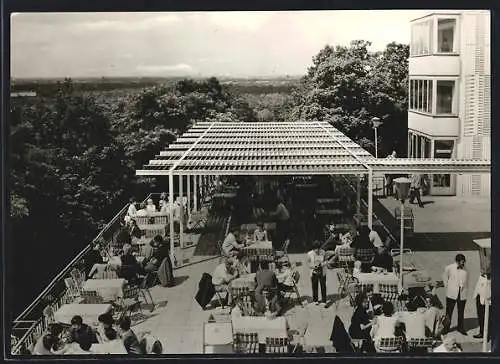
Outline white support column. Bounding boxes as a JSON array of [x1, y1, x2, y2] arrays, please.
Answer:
[[169, 173, 175, 262], [368, 170, 373, 229], [193, 175, 198, 212], [179, 174, 184, 249], [356, 174, 361, 219], [187, 175, 191, 219]]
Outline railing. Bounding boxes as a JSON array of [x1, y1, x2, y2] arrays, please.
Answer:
[[10, 194, 154, 355]]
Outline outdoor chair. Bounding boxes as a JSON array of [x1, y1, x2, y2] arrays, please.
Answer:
[[379, 283, 404, 308], [233, 333, 259, 354], [275, 239, 290, 263], [94, 265, 119, 279], [280, 270, 303, 307], [187, 210, 208, 232], [64, 277, 82, 301], [144, 226, 166, 239], [407, 338, 441, 352], [235, 295, 257, 316], [377, 337, 403, 353], [154, 214, 168, 225], [70, 268, 85, 288], [113, 284, 142, 322], [135, 216, 150, 225], [265, 337, 289, 354], [81, 290, 104, 304], [337, 247, 356, 271]]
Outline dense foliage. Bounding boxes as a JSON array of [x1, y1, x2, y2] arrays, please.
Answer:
[[291, 40, 409, 157]]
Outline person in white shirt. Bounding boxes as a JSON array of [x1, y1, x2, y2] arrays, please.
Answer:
[[146, 198, 157, 213], [307, 240, 327, 305], [433, 335, 462, 353], [371, 302, 401, 352], [135, 202, 148, 216], [212, 259, 238, 305], [253, 222, 268, 242], [127, 198, 137, 217], [442, 254, 468, 336], [221, 228, 245, 256], [398, 302, 426, 340], [368, 229, 384, 249], [352, 260, 362, 278], [472, 265, 491, 339], [276, 260, 296, 290]]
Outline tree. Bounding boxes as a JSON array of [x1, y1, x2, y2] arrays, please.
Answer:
[[291, 40, 409, 156]]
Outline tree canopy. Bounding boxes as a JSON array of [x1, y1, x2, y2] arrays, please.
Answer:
[[291, 40, 409, 157]]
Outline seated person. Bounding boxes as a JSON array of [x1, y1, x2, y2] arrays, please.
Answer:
[[68, 315, 98, 345], [33, 323, 67, 355], [255, 288, 283, 318], [232, 251, 248, 276], [221, 227, 245, 256], [255, 261, 279, 310], [349, 293, 376, 353], [129, 219, 142, 241], [142, 235, 170, 274], [321, 224, 339, 252], [398, 302, 426, 342], [364, 286, 384, 317], [433, 335, 462, 353], [353, 261, 362, 278], [371, 246, 393, 272], [135, 203, 148, 216], [212, 258, 238, 305], [119, 244, 143, 283], [84, 242, 104, 279], [253, 222, 269, 242], [276, 260, 296, 291], [370, 302, 401, 351], [96, 313, 117, 343], [422, 294, 445, 338], [118, 316, 145, 354], [369, 228, 384, 250], [146, 198, 157, 213]]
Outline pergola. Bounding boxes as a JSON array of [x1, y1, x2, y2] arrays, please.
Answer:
[[136, 121, 490, 254]]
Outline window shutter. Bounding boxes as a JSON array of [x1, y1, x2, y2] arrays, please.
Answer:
[[472, 136, 482, 159], [471, 174, 481, 196]]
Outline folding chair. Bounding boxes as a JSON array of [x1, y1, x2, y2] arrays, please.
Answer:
[[113, 284, 142, 322], [64, 277, 82, 301], [337, 247, 356, 271], [135, 216, 150, 225], [80, 290, 104, 304], [407, 338, 441, 353], [379, 283, 404, 309], [377, 337, 403, 353], [280, 270, 303, 308], [275, 239, 290, 263], [233, 333, 259, 354], [265, 337, 289, 354], [70, 268, 85, 287]]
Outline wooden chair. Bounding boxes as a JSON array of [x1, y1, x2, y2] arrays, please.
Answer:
[[64, 277, 82, 301], [377, 337, 403, 353], [70, 268, 85, 288], [265, 337, 289, 354], [233, 333, 259, 354], [337, 247, 356, 271], [81, 290, 104, 304], [379, 283, 403, 308]]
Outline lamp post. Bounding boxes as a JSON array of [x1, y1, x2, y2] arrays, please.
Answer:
[[371, 117, 382, 158], [393, 177, 412, 290]]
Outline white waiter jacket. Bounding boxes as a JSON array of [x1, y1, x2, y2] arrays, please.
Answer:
[[473, 275, 491, 305], [442, 263, 468, 300]]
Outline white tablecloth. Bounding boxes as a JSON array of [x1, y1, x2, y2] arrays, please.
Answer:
[[244, 241, 273, 250], [54, 304, 112, 326], [107, 256, 145, 267], [82, 278, 126, 301], [91, 341, 128, 354], [232, 316, 287, 344], [231, 274, 256, 290], [204, 322, 233, 346], [356, 272, 399, 293]]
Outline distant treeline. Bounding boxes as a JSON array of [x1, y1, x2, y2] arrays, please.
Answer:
[[11, 78, 300, 97]]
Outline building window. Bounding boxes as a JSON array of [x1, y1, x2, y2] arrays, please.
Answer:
[[409, 79, 432, 113], [410, 20, 432, 56], [434, 140, 454, 158], [437, 19, 456, 53], [436, 80, 455, 114]]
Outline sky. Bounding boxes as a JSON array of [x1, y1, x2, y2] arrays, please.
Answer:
[[11, 10, 431, 79]]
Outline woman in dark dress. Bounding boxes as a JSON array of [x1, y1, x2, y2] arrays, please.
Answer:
[[143, 235, 174, 287], [84, 242, 104, 279], [349, 293, 376, 352]]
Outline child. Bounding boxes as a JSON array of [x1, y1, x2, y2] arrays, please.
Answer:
[[353, 260, 362, 278]]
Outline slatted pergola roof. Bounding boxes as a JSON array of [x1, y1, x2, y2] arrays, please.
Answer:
[[136, 121, 490, 176]]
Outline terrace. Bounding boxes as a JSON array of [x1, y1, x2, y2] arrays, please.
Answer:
[[10, 121, 491, 356]]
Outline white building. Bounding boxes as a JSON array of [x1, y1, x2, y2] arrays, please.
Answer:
[[407, 10, 490, 196]]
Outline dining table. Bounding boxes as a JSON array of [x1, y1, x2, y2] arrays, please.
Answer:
[[91, 340, 128, 354], [54, 303, 112, 327], [203, 322, 234, 354], [356, 272, 399, 293], [82, 278, 126, 302]]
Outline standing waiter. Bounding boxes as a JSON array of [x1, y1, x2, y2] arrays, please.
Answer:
[[442, 254, 468, 335], [472, 264, 491, 340]]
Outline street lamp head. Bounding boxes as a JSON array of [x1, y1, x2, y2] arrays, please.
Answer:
[[371, 117, 382, 129], [393, 177, 412, 202]]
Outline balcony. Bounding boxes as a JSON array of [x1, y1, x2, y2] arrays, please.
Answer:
[[409, 55, 460, 77], [408, 111, 459, 137]]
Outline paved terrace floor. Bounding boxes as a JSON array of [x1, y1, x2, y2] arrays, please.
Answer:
[[130, 249, 489, 354]]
